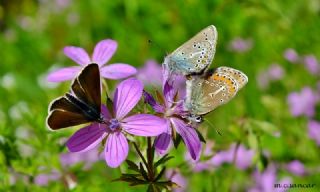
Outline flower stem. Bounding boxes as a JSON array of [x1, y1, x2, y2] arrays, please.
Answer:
[[132, 142, 151, 175]]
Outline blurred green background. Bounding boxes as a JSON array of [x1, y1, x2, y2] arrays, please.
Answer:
[[1, 0, 320, 191]]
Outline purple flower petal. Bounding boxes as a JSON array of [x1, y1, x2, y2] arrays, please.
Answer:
[[101, 105, 112, 120], [104, 132, 128, 168], [66, 123, 106, 152], [100, 64, 137, 79], [171, 118, 201, 160], [143, 91, 165, 113], [154, 121, 172, 154], [114, 78, 143, 119], [46, 66, 81, 82], [63, 46, 91, 65], [163, 80, 175, 104], [92, 39, 117, 66], [121, 114, 167, 136]]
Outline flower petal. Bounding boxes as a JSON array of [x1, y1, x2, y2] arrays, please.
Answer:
[[92, 39, 117, 66], [66, 123, 106, 152], [154, 121, 172, 154], [163, 80, 175, 103], [143, 91, 165, 113], [171, 118, 201, 160], [104, 132, 128, 168], [114, 78, 143, 119], [101, 105, 112, 120], [63, 46, 91, 65], [100, 64, 137, 79], [121, 114, 167, 136], [46, 66, 81, 82]]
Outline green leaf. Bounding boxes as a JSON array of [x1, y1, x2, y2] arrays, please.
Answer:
[[125, 160, 140, 173], [249, 119, 278, 136], [248, 130, 259, 151], [139, 162, 149, 181], [154, 154, 174, 168], [154, 166, 166, 181]]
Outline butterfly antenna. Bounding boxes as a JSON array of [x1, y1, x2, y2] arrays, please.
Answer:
[[203, 118, 222, 136], [148, 39, 168, 55]]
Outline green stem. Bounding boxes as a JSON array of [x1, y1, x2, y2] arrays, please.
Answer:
[[132, 142, 151, 176]]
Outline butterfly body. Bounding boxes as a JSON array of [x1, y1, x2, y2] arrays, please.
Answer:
[[47, 63, 103, 130], [164, 25, 218, 76]]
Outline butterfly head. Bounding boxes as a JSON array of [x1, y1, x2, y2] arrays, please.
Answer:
[[185, 113, 202, 123]]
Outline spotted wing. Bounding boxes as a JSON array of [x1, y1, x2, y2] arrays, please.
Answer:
[[165, 25, 218, 75], [185, 71, 239, 116], [215, 66, 248, 89]]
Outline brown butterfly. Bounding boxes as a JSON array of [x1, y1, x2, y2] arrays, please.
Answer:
[[47, 63, 105, 130]]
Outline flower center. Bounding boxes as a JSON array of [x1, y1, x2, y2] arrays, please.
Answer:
[[109, 118, 120, 131], [164, 108, 175, 117]]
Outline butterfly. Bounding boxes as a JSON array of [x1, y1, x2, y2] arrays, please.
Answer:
[[47, 63, 105, 130], [163, 25, 218, 76], [184, 66, 248, 123]]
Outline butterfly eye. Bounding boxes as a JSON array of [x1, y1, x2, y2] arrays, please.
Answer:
[[195, 116, 202, 122]]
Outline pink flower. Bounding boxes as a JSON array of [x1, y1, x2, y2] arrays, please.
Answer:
[[209, 143, 254, 170], [249, 165, 292, 192], [47, 39, 137, 82], [286, 160, 306, 176], [228, 37, 253, 53], [257, 64, 285, 90], [303, 55, 320, 75], [144, 81, 201, 160], [136, 60, 163, 86], [166, 169, 187, 192], [308, 120, 320, 146], [287, 87, 319, 117], [283, 48, 299, 63], [66, 78, 167, 168]]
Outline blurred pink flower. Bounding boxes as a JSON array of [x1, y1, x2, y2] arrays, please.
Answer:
[[185, 140, 215, 172], [166, 169, 187, 192], [249, 165, 292, 192], [228, 37, 253, 53], [60, 148, 103, 170], [303, 55, 320, 75], [47, 39, 137, 82], [257, 64, 285, 89], [268, 64, 285, 80], [136, 60, 163, 86], [34, 170, 61, 186], [283, 48, 299, 63], [286, 160, 306, 176], [209, 143, 254, 170], [138, 60, 187, 99], [287, 87, 319, 117], [308, 120, 320, 146]]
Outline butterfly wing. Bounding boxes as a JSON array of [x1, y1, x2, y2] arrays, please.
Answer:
[[47, 64, 102, 130], [185, 71, 240, 116], [47, 97, 91, 130], [215, 67, 248, 89], [71, 63, 101, 113], [165, 25, 218, 75]]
